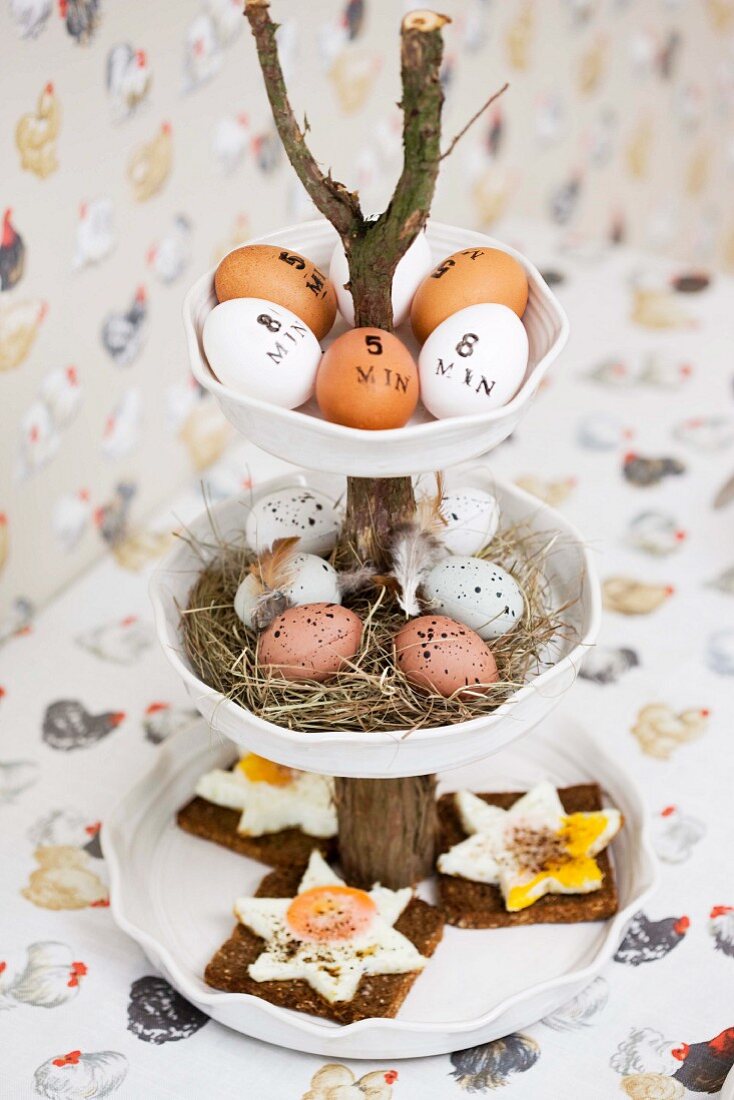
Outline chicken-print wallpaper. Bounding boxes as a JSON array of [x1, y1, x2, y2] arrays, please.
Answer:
[[1, 0, 734, 621]]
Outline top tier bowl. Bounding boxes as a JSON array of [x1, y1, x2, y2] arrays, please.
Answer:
[[184, 220, 569, 478]]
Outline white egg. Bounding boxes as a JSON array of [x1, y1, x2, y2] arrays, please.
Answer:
[[234, 552, 341, 629], [423, 556, 524, 640], [245, 488, 341, 556], [438, 488, 500, 555], [418, 303, 528, 419], [329, 229, 433, 327], [202, 297, 321, 408]]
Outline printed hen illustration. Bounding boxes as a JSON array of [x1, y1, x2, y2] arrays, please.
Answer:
[[15, 82, 60, 178], [42, 700, 125, 751], [0, 209, 25, 291], [101, 286, 147, 365], [614, 911, 690, 966], [709, 906, 734, 958]]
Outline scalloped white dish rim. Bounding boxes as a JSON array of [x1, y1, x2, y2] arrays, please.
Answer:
[[102, 720, 658, 1051], [149, 474, 602, 759], [184, 218, 570, 442]]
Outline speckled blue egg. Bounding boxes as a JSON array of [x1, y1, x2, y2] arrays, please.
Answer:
[[422, 557, 524, 640]]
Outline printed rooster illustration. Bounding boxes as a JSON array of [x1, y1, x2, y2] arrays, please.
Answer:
[[0, 209, 25, 291], [450, 1033, 540, 1091], [672, 1028, 734, 1094], [101, 286, 147, 365], [614, 911, 690, 966], [106, 43, 151, 122], [58, 0, 100, 44], [128, 122, 173, 202], [623, 452, 686, 488], [627, 511, 687, 556], [0, 941, 88, 1009], [0, 298, 46, 372], [42, 700, 126, 751], [15, 82, 60, 178], [709, 906, 734, 957]]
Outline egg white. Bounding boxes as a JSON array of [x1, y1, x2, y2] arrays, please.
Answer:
[[235, 851, 426, 1003], [196, 764, 337, 838]]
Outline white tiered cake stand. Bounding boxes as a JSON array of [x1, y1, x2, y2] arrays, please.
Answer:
[[104, 219, 658, 1058]]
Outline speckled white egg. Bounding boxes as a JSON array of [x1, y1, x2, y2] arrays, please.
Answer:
[[245, 488, 341, 556], [234, 553, 342, 629], [329, 229, 433, 327], [418, 303, 528, 419], [202, 297, 321, 408], [438, 488, 500, 556], [422, 556, 524, 640]]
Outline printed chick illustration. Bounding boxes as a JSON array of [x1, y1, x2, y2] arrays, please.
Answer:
[[302, 1063, 397, 1100], [42, 699, 126, 751], [22, 846, 108, 910], [620, 1074, 684, 1099], [0, 297, 46, 372], [450, 1034, 540, 1090], [614, 911, 690, 966], [602, 577, 673, 615], [15, 82, 60, 178], [631, 703, 709, 760], [128, 122, 173, 202], [709, 906, 734, 958], [0, 209, 25, 291]]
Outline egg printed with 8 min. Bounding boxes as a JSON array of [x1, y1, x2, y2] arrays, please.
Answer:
[[202, 297, 321, 408], [418, 303, 529, 419]]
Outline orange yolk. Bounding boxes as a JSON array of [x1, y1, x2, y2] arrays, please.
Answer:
[[505, 812, 612, 912], [286, 886, 377, 942], [238, 754, 294, 787]]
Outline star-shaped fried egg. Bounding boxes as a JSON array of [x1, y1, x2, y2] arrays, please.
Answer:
[[235, 850, 427, 1003], [438, 781, 622, 912], [195, 754, 337, 838]]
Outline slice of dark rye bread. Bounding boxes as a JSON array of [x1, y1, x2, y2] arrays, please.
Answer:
[[204, 864, 445, 1024], [437, 783, 620, 929], [177, 796, 337, 868]]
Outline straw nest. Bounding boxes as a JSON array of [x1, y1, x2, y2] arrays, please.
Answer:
[[179, 522, 577, 737]]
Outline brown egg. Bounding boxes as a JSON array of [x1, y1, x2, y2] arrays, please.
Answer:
[[394, 614, 499, 698], [214, 244, 337, 340], [316, 328, 419, 430], [258, 602, 363, 682], [410, 247, 529, 344]]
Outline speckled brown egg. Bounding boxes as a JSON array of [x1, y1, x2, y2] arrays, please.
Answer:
[[394, 614, 499, 698], [214, 244, 337, 339], [258, 602, 363, 683]]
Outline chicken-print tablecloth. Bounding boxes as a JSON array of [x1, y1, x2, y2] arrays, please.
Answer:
[[1, 222, 733, 1099]]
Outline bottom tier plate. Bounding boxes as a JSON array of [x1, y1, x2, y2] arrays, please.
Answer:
[[102, 719, 657, 1060]]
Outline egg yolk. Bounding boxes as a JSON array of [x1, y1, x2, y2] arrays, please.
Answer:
[[505, 812, 612, 912], [238, 754, 294, 787], [286, 886, 377, 942]]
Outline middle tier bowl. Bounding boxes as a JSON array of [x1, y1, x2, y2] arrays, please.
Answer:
[[151, 466, 600, 778]]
